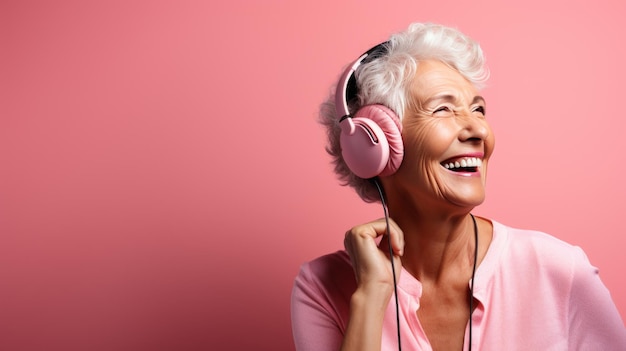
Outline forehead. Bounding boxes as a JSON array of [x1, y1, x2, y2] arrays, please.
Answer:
[[410, 60, 479, 101]]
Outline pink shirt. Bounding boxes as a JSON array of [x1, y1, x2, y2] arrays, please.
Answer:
[[291, 220, 626, 350]]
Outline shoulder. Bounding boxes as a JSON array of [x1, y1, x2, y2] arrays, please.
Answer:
[[498, 221, 576, 251], [489, 221, 593, 288], [495, 221, 585, 267], [294, 250, 356, 299], [481, 221, 626, 348], [291, 251, 356, 340], [491, 221, 620, 312]]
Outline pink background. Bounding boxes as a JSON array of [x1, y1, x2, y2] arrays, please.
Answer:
[[2, 1, 625, 350]]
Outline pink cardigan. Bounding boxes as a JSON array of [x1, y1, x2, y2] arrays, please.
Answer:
[[291, 220, 626, 350]]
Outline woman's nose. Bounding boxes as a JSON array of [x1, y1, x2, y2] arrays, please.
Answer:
[[458, 113, 489, 142]]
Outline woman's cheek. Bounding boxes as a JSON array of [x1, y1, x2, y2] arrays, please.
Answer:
[[402, 117, 455, 159]]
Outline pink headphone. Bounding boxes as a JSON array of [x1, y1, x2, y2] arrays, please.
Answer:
[[334, 42, 404, 179]]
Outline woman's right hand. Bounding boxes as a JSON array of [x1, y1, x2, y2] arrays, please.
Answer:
[[343, 218, 404, 299], [340, 218, 405, 351]]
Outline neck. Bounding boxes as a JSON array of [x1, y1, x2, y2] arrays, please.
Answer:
[[385, 190, 479, 284]]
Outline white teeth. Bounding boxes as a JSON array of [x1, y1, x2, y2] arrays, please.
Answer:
[[443, 157, 483, 170]]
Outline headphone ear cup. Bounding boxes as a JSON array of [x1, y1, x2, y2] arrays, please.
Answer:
[[340, 104, 404, 178], [340, 117, 389, 179]]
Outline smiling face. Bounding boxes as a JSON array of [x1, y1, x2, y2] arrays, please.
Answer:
[[387, 60, 495, 210]]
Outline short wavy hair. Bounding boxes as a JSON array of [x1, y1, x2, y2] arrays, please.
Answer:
[[319, 22, 489, 202]]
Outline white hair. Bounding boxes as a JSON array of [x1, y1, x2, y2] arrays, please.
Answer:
[[320, 22, 489, 203]]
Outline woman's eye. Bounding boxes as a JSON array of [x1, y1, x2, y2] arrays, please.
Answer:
[[434, 106, 451, 113], [473, 106, 486, 115]]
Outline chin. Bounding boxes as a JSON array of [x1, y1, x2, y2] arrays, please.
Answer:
[[445, 193, 486, 209]]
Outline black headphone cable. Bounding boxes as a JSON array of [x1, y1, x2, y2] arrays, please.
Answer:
[[373, 178, 402, 350]]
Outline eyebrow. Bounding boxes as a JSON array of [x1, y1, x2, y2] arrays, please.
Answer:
[[473, 96, 486, 105], [425, 94, 486, 106]]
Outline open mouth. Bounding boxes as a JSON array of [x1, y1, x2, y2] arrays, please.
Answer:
[[441, 157, 482, 173]]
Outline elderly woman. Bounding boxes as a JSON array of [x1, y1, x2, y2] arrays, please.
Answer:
[[291, 23, 626, 350]]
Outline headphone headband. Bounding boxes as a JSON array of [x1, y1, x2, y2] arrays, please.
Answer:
[[334, 42, 390, 120]]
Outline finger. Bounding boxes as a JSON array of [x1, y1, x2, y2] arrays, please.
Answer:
[[386, 218, 404, 256], [344, 219, 404, 256], [373, 219, 404, 258], [351, 219, 391, 240]]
